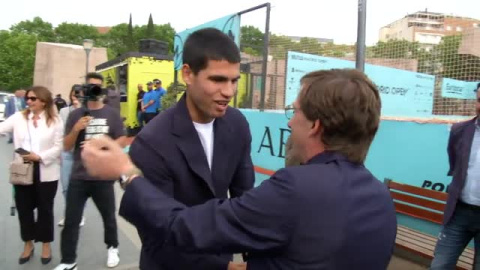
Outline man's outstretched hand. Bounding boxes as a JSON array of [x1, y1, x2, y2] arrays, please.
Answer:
[[81, 135, 134, 180]]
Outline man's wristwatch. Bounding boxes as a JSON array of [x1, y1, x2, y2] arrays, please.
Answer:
[[120, 166, 143, 189]]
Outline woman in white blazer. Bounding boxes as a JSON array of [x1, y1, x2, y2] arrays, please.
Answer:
[[0, 86, 63, 265]]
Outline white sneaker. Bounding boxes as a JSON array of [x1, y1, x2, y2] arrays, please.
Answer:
[[79, 217, 85, 227], [52, 262, 77, 270], [106, 247, 120, 268]]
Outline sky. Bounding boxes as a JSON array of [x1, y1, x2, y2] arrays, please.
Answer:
[[0, 0, 478, 45]]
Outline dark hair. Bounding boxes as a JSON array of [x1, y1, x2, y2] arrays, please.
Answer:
[[69, 84, 82, 105], [299, 69, 381, 164], [23, 86, 58, 127], [86, 72, 104, 82], [183, 28, 240, 74]]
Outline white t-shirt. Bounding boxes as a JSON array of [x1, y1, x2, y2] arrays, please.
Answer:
[[193, 120, 215, 170]]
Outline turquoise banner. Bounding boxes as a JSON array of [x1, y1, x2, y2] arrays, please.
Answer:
[[441, 78, 479, 99], [285, 51, 435, 118], [174, 14, 241, 70], [241, 109, 453, 191]]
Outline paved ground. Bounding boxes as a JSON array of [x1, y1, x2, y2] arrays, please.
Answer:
[[0, 135, 427, 270]]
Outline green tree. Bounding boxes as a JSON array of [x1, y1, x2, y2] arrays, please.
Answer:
[[146, 14, 154, 38], [101, 23, 130, 58], [135, 24, 175, 54], [268, 34, 296, 59], [0, 31, 38, 90], [54, 23, 99, 45], [240, 25, 263, 56], [161, 82, 186, 111], [434, 35, 480, 80], [127, 14, 134, 51], [9, 17, 55, 42], [369, 39, 421, 59]]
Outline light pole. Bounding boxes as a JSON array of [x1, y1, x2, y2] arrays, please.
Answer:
[[82, 39, 94, 82]]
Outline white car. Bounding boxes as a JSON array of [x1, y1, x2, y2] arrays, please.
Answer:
[[0, 92, 14, 122]]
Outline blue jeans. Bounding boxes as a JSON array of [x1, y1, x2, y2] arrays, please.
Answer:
[[430, 202, 480, 269], [137, 111, 144, 128], [60, 151, 74, 199]]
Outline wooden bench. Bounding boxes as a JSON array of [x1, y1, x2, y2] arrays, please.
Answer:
[[385, 179, 474, 270]]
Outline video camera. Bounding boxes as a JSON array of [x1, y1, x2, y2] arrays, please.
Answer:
[[72, 84, 106, 116], [73, 84, 104, 100]]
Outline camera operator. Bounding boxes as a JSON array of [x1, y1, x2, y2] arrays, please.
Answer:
[[54, 73, 126, 270]]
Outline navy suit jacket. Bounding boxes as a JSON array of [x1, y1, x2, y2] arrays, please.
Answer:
[[444, 118, 477, 225], [120, 151, 397, 270], [124, 94, 254, 269]]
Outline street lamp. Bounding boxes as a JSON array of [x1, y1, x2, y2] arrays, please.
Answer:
[[83, 39, 94, 82]]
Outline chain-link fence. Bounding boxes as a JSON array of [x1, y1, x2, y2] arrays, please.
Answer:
[[238, 11, 480, 119]]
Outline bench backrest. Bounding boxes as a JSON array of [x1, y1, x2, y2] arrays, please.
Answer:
[[384, 178, 448, 224]]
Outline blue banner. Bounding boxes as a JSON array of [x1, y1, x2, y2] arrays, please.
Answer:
[[441, 78, 479, 99], [174, 14, 241, 70], [285, 51, 436, 118]]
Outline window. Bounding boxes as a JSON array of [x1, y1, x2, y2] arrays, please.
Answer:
[[446, 26, 452, 31], [456, 26, 462, 31]]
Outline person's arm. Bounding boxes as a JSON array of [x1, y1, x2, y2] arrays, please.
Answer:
[[64, 112, 89, 151], [122, 169, 297, 254], [0, 111, 17, 133], [109, 109, 127, 148], [142, 94, 154, 109], [37, 118, 64, 165]]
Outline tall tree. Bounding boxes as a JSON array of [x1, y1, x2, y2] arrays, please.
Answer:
[[127, 13, 134, 51], [434, 35, 480, 80], [136, 23, 176, 54], [0, 31, 38, 90], [146, 14, 154, 38], [54, 23, 99, 45], [240, 26, 263, 56], [9, 17, 55, 42]]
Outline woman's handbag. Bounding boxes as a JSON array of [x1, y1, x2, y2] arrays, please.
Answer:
[[9, 158, 34, 185], [9, 119, 34, 185]]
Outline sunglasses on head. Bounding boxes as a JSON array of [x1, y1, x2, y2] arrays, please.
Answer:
[[25, 96, 38, 102]]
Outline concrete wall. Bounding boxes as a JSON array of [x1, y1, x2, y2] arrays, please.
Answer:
[[33, 42, 107, 101]]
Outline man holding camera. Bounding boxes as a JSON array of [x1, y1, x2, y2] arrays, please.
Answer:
[[54, 73, 126, 270]]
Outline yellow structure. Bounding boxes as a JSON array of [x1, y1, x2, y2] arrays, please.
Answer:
[[96, 53, 174, 129]]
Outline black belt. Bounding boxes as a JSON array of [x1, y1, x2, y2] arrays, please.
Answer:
[[458, 200, 480, 211]]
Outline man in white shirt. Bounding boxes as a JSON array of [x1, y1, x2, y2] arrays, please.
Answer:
[[122, 28, 255, 270]]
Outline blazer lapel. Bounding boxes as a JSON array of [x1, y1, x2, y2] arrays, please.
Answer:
[[211, 116, 233, 195], [172, 95, 216, 196]]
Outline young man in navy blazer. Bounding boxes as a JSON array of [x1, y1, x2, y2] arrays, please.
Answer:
[[82, 69, 397, 270], [430, 83, 480, 269], [122, 28, 254, 270]]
